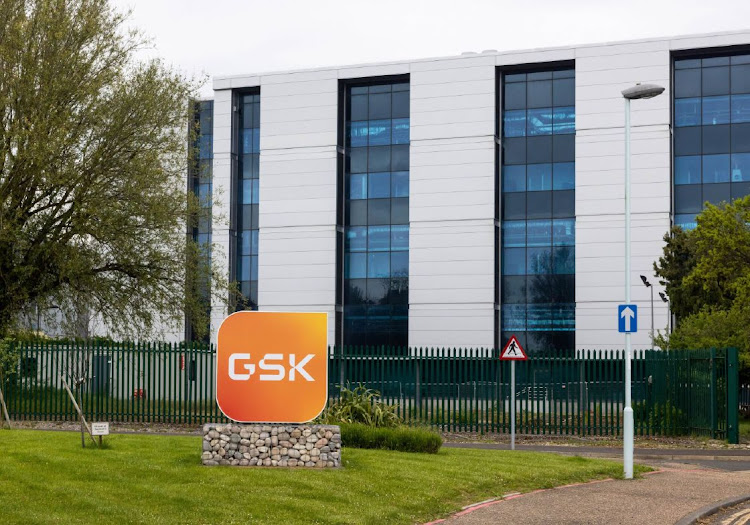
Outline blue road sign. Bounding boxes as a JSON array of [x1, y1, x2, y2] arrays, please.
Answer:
[[618, 304, 637, 333]]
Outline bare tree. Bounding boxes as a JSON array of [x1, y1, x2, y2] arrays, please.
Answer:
[[61, 345, 97, 447]]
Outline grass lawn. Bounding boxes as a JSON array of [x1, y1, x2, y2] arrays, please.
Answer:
[[741, 417, 750, 442], [0, 430, 647, 524]]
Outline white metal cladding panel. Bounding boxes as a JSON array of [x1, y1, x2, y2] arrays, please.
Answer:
[[409, 219, 494, 341], [258, 225, 336, 314], [576, 213, 669, 304], [409, 304, 495, 348], [577, 302, 670, 351], [410, 138, 495, 222], [209, 90, 233, 345], [573, 42, 674, 350]]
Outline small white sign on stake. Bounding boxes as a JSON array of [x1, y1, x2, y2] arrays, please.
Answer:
[[91, 422, 109, 436]]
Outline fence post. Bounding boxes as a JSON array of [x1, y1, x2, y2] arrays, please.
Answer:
[[710, 348, 717, 439], [726, 347, 739, 444]]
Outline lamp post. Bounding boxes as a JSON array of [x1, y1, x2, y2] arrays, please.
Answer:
[[621, 82, 664, 480], [640, 275, 654, 351]]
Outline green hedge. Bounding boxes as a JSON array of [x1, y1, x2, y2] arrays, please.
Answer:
[[341, 423, 442, 454]]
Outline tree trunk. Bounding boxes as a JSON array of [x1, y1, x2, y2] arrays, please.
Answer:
[[77, 386, 85, 448]]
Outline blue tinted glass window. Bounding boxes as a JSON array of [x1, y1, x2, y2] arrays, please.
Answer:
[[504, 110, 526, 137], [343, 81, 409, 346], [675, 98, 701, 127], [391, 252, 408, 276], [526, 219, 552, 246], [552, 107, 575, 134], [674, 69, 701, 98], [675, 213, 697, 230], [368, 172, 390, 199], [251, 230, 259, 255], [703, 154, 730, 183], [346, 253, 367, 279], [502, 221, 526, 247], [675, 156, 701, 185], [503, 165, 526, 192], [240, 230, 252, 256], [502, 247, 526, 275], [702, 96, 730, 125], [527, 80, 552, 108], [391, 171, 409, 197], [392, 118, 409, 144], [349, 173, 367, 199], [731, 153, 750, 182], [367, 252, 390, 278], [348, 121, 368, 147], [552, 219, 575, 246], [732, 94, 750, 123], [702, 66, 730, 96], [367, 120, 391, 146], [367, 225, 390, 251], [502, 67, 574, 354], [527, 163, 552, 191], [553, 162, 575, 190], [732, 64, 750, 94], [527, 108, 553, 136], [346, 226, 367, 252]]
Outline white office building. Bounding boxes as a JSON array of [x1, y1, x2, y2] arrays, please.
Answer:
[[187, 30, 750, 354]]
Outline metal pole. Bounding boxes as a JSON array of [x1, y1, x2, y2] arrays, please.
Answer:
[[511, 360, 516, 450], [623, 97, 634, 480], [650, 286, 654, 351]]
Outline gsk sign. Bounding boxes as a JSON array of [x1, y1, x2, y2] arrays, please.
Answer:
[[216, 312, 328, 423]]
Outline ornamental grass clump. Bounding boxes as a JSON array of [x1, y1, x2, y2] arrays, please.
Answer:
[[318, 383, 401, 428], [340, 423, 443, 454]]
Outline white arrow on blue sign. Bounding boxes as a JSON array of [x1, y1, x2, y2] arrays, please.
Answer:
[[618, 304, 637, 333]]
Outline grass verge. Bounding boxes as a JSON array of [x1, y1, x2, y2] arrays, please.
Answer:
[[0, 429, 649, 524]]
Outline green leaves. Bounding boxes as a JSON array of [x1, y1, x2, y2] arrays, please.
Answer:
[[0, 0, 220, 339], [655, 196, 750, 378], [318, 383, 402, 428]]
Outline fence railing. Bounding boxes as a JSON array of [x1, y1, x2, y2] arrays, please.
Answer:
[[0, 342, 740, 443]]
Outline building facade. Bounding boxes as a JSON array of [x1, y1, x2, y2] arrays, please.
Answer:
[[193, 30, 750, 354]]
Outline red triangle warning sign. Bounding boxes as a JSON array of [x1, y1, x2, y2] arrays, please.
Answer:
[[500, 335, 528, 360]]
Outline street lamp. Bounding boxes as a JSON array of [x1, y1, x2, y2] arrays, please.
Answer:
[[622, 82, 665, 480], [639, 275, 654, 351]]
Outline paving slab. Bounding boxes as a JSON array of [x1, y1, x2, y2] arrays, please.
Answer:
[[436, 468, 750, 525]]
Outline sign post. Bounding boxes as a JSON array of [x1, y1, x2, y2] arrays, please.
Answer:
[[500, 335, 528, 450], [618, 303, 637, 478]]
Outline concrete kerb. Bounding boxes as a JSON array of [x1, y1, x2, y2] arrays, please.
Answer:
[[674, 494, 750, 525]]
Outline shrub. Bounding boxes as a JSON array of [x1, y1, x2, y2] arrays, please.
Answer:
[[340, 423, 443, 454], [318, 383, 401, 428]]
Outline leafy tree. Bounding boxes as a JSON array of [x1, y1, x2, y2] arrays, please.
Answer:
[[0, 0, 222, 339], [654, 196, 750, 378]]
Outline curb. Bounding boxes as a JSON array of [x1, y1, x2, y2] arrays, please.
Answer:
[[674, 494, 750, 525]]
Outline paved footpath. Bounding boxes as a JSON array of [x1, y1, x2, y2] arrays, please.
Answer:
[[432, 445, 750, 525], [435, 467, 750, 524]]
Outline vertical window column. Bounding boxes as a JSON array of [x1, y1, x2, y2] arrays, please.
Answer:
[[342, 81, 410, 347], [674, 53, 750, 229], [500, 68, 576, 355], [236, 93, 260, 310]]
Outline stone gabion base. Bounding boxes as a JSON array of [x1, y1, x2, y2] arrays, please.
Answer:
[[201, 423, 341, 468]]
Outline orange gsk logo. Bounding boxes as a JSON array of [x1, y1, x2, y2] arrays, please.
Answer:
[[216, 311, 328, 423]]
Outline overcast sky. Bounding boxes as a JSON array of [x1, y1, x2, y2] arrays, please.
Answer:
[[112, 0, 750, 95]]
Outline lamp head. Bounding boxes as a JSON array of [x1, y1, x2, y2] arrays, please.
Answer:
[[659, 292, 668, 303], [640, 275, 651, 287], [622, 83, 665, 100]]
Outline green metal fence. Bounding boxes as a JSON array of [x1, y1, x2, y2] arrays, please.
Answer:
[[1, 341, 739, 442]]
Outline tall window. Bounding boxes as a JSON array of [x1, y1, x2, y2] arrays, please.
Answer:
[[341, 80, 410, 347], [499, 67, 576, 355], [236, 93, 260, 310], [188, 100, 213, 341], [674, 53, 750, 229]]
